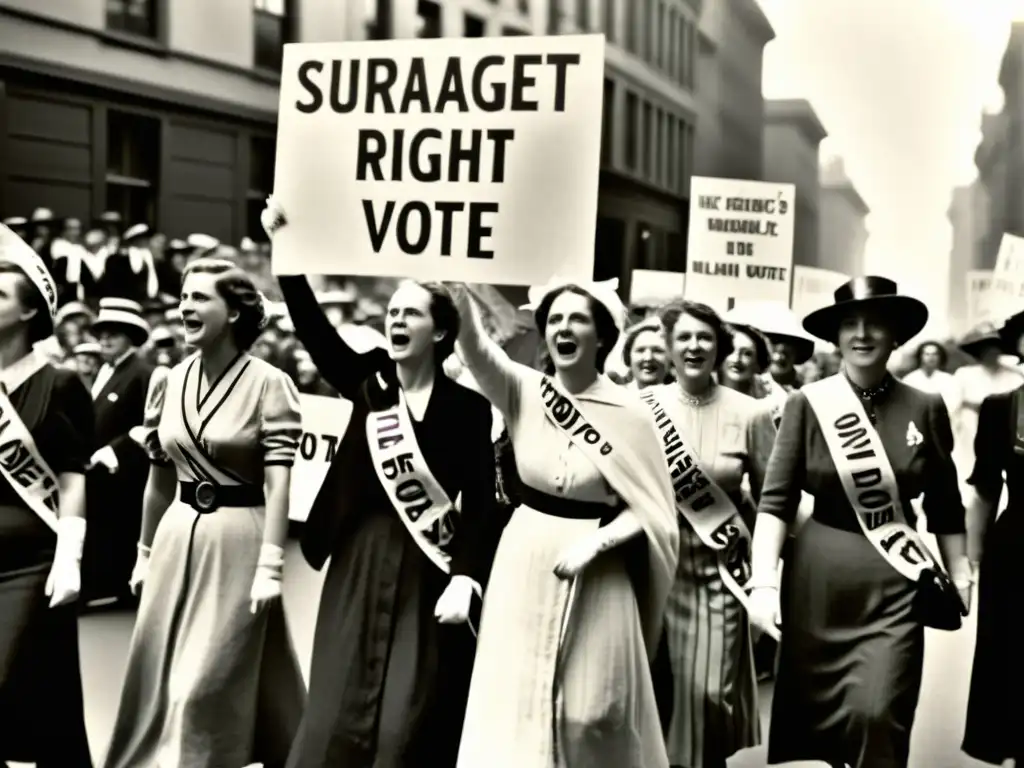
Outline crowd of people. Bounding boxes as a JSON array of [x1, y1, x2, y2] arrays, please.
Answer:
[[0, 196, 1021, 768]]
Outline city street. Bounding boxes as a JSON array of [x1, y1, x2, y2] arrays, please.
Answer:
[[63, 538, 989, 768]]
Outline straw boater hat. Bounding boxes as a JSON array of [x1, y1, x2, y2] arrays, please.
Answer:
[[0, 223, 59, 334], [802, 276, 929, 346], [55, 301, 94, 327], [122, 223, 151, 243], [186, 233, 220, 257], [91, 298, 150, 347], [73, 341, 102, 358], [960, 323, 1007, 360], [724, 302, 817, 365]]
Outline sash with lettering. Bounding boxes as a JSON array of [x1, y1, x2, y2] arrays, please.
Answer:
[[801, 375, 940, 583], [537, 374, 679, 659], [638, 388, 779, 640], [0, 350, 60, 531], [366, 390, 456, 574]]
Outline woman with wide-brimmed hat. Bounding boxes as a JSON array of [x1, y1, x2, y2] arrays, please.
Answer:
[[450, 274, 678, 767], [748, 276, 971, 768], [0, 223, 94, 767]]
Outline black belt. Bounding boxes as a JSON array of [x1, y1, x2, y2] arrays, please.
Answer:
[[179, 481, 264, 513]]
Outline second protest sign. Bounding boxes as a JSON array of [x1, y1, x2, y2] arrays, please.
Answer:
[[272, 35, 605, 285]]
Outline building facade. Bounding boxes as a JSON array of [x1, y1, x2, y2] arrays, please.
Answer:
[[763, 98, 827, 272], [694, 0, 773, 182], [546, 0, 699, 294], [947, 182, 984, 334], [0, 0, 355, 244], [818, 156, 868, 276]]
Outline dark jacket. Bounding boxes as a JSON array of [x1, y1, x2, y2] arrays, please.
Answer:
[[280, 276, 502, 588], [92, 351, 154, 475]]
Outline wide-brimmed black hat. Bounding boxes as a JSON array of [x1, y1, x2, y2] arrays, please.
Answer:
[[724, 302, 817, 365], [802, 276, 928, 345], [960, 324, 1006, 360]]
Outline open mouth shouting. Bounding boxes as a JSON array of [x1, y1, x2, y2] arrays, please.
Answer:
[[182, 316, 203, 335], [554, 338, 579, 357], [681, 354, 705, 370], [389, 329, 411, 352]]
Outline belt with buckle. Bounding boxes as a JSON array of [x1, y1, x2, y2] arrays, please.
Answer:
[[179, 481, 264, 514]]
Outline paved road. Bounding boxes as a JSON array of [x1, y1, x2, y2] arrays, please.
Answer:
[[66, 539, 991, 768]]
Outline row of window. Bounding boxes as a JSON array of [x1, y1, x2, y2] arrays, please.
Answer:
[[106, 0, 294, 71], [601, 78, 694, 197], [104, 110, 275, 240], [555, 0, 697, 90], [407, 0, 531, 39]]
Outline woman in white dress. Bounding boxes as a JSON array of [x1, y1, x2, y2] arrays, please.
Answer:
[[451, 278, 678, 768], [622, 317, 671, 390], [901, 341, 956, 414]]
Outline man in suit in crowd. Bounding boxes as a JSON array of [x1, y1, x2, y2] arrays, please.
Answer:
[[81, 298, 156, 607]]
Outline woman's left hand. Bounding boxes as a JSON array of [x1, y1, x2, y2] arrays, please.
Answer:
[[553, 534, 603, 580], [249, 567, 282, 614]]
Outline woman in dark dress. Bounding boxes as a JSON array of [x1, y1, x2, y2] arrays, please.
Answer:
[[0, 224, 94, 767], [262, 201, 499, 768], [748, 277, 972, 768], [961, 383, 1024, 765]]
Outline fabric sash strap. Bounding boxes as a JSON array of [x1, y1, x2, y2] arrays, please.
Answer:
[[0, 351, 59, 531], [802, 375, 940, 582], [366, 390, 456, 574], [638, 388, 777, 639]]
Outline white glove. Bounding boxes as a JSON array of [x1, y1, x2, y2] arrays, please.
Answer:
[[434, 575, 480, 625], [747, 586, 781, 638], [260, 197, 288, 239], [129, 542, 151, 597], [250, 543, 285, 614], [89, 445, 119, 473], [45, 517, 86, 608]]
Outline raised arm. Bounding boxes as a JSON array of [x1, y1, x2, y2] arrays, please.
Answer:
[[448, 283, 525, 416]]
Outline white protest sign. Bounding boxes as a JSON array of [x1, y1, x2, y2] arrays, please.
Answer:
[[629, 269, 685, 307], [990, 233, 1024, 322], [685, 176, 796, 313], [272, 35, 605, 285], [289, 394, 353, 523], [966, 269, 994, 330], [790, 265, 848, 322]]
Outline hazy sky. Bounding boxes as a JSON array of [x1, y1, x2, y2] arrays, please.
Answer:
[[758, 0, 1023, 337]]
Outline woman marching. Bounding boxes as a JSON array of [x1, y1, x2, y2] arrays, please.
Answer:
[[960, 363, 1024, 765], [451, 276, 678, 768], [644, 300, 770, 768], [621, 316, 671, 390], [748, 277, 972, 768], [262, 199, 499, 768], [103, 258, 306, 768], [0, 224, 93, 767]]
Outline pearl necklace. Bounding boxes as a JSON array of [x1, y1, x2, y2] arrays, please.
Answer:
[[678, 383, 715, 407]]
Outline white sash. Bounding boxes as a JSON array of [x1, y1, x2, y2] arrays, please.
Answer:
[[0, 351, 59, 531], [366, 390, 456, 574], [802, 375, 940, 582], [639, 388, 777, 638]]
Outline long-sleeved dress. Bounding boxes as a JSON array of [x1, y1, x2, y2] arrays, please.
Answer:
[[102, 352, 307, 768], [279, 276, 498, 768], [647, 383, 766, 768], [961, 386, 1024, 764], [758, 377, 965, 768], [0, 359, 94, 767], [455, 308, 679, 768]]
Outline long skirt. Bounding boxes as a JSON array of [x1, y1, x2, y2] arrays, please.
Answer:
[[768, 518, 923, 768], [457, 504, 668, 768], [0, 529, 92, 767], [664, 524, 760, 768], [286, 506, 476, 768], [962, 511, 1024, 764], [102, 501, 306, 768]]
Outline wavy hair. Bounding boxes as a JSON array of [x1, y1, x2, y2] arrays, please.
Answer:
[[181, 258, 268, 351]]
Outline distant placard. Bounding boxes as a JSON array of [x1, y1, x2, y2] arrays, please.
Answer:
[[629, 269, 685, 307], [790, 265, 848, 321], [684, 176, 796, 313], [966, 269, 994, 330], [272, 35, 605, 286], [989, 233, 1024, 322]]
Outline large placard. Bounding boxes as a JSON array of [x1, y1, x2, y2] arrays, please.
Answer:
[[685, 176, 796, 313], [272, 35, 605, 285], [289, 394, 353, 523]]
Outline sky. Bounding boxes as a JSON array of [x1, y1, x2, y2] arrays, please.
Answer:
[[757, 0, 1024, 337]]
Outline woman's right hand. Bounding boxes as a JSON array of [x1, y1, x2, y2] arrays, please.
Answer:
[[747, 585, 781, 636], [260, 196, 288, 239], [129, 543, 151, 597]]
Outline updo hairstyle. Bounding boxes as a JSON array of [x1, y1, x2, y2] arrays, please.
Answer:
[[182, 258, 267, 351], [658, 299, 734, 368]]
